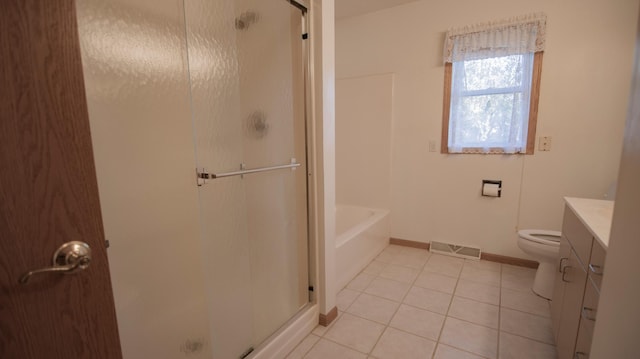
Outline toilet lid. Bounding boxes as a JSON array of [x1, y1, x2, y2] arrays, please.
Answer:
[[518, 229, 561, 246]]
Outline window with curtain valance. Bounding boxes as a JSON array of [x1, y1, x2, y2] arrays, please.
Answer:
[[441, 13, 546, 154]]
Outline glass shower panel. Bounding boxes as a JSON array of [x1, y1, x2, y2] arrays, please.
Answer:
[[184, 0, 308, 357]]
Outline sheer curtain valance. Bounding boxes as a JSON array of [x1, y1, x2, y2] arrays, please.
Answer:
[[443, 13, 547, 63]]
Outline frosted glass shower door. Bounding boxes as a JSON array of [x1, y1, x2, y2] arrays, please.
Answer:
[[184, 0, 309, 357]]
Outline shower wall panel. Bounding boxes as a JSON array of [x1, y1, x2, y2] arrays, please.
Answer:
[[336, 74, 394, 210]]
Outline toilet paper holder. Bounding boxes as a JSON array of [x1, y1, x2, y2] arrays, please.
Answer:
[[482, 180, 502, 197]]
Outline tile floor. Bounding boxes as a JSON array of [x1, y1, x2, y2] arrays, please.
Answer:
[[286, 244, 557, 359]]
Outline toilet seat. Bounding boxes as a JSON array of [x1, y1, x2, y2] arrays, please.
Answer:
[[518, 229, 561, 246]]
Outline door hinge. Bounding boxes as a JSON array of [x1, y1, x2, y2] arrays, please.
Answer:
[[105, 239, 110, 248], [302, 33, 308, 40]]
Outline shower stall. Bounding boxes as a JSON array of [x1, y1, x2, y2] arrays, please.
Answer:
[[77, 0, 316, 358]]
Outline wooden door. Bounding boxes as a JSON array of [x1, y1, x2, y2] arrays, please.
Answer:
[[0, 1, 122, 358]]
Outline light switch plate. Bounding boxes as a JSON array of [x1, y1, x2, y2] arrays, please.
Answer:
[[428, 140, 437, 152], [539, 136, 552, 151]]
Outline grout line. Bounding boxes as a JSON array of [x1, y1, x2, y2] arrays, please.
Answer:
[[434, 343, 492, 359], [500, 305, 552, 320], [328, 245, 432, 356], [354, 244, 434, 356], [499, 330, 557, 347], [430, 255, 463, 359], [294, 334, 321, 358], [319, 335, 373, 356], [367, 245, 431, 356]]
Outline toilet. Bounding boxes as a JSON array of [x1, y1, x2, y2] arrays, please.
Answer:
[[517, 229, 561, 300]]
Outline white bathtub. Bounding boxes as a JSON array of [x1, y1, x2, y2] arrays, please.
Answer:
[[336, 205, 390, 290]]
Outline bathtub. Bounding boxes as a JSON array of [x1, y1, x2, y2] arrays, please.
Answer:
[[336, 205, 390, 290]]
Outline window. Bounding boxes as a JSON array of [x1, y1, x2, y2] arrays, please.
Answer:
[[441, 13, 546, 154]]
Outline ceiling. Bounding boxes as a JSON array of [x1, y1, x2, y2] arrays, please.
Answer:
[[335, 0, 421, 19]]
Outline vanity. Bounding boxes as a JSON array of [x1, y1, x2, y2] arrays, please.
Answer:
[[551, 197, 614, 359]]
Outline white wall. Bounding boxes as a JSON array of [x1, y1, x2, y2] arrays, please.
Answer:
[[336, 74, 394, 209], [591, 8, 640, 356], [336, 0, 638, 257]]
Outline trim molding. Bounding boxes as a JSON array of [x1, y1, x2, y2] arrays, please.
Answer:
[[390, 238, 538, 269], [480, 252, 538, 268], [318, 306, 338, 327]]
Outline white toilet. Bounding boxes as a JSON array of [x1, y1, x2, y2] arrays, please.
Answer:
[[517, 229, 561, 300]]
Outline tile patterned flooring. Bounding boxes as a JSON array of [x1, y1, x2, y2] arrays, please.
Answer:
[[286, 244, 558, 359]]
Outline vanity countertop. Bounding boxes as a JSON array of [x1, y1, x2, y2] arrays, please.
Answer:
[[564, 197, 614, 249]]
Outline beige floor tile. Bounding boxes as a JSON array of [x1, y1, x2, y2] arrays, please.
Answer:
[[324, 313, 385, 353], [370, 327, 436, 359], [498, 332, 557, 359], [337, 288, 360, 311], [448, 296, 499, 329], [311, 313, 340, 337], [424, 254, 464, 278], [501, 273, 535, 293], [414, 271, 458, 294], [347, 272, 376, 291], [455, 279, 500, 305], [379, 263, 420, 284], [390, 254, 429, 270], [501, 267, 536, 292], [346, 293, 400, 324], [362, 260, 388, 276], [389, 251, 429, 269], [376, 250, 396, 263], [294, 246, 557, 359], [440, 317, 498, 359], [364, 277, 411, 302], [285, 334, 320, 359], [460, 266, 501, 287], [303, 338, 367, 359], [389, 304, 445, 340], [376, 246, 403, 263], [433, 344, 486, 359], [401, 246, 430, 256], [502, 264, 537, 275], [383, 245, 405, 255], [403, 286, 452, 314], [501, 288, 551, 318], [311, 324, 329, 337], [500, 308, 554, 344], [463, 259, 501, 273]]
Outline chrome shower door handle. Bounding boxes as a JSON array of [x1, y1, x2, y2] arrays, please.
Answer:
[[19, 241, 92, 284]]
